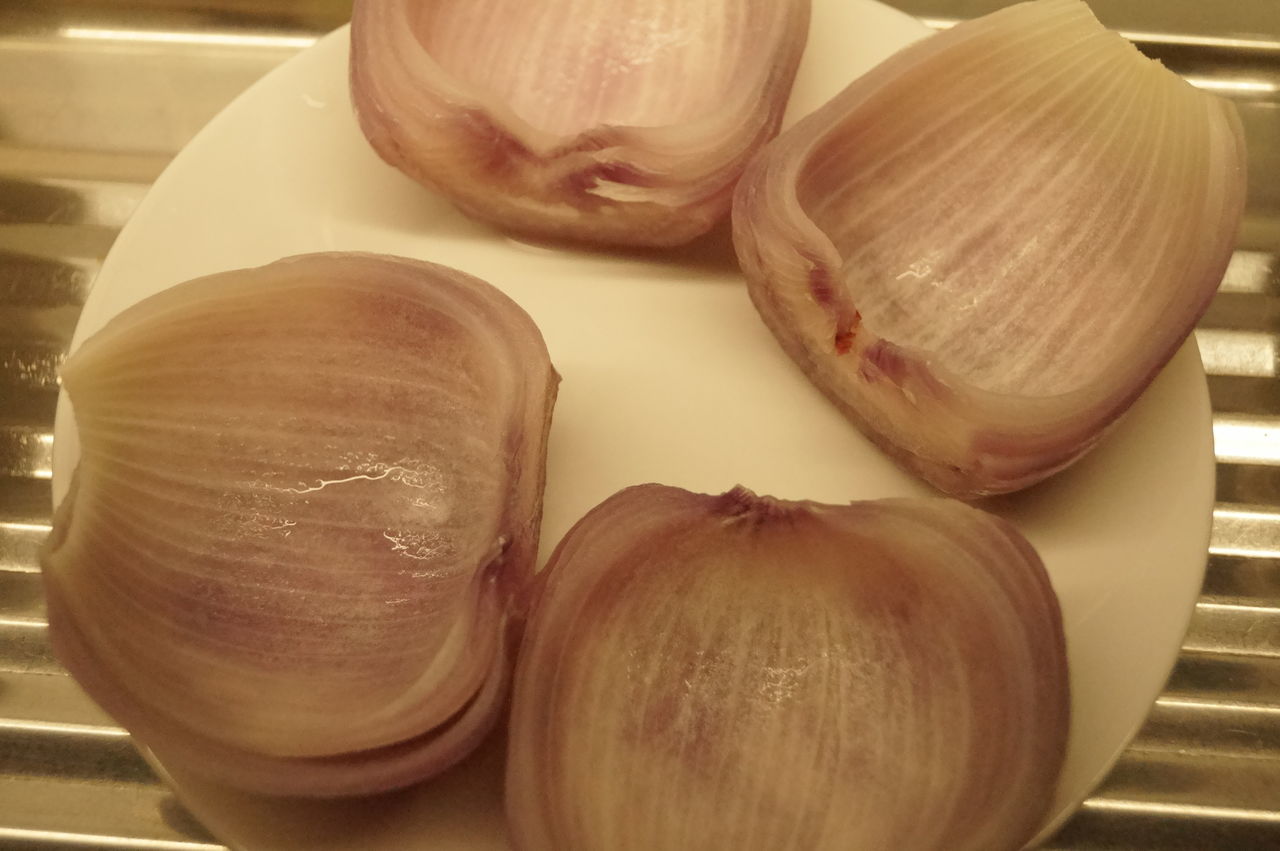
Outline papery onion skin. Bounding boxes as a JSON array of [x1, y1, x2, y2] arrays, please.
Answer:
[[506, 484, 1069, 851], [732, 0, 1246, 496], [349, 0, 810, 248], [41, 252, 558, 797]]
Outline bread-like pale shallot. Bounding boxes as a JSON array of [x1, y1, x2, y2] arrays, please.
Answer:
[[733, 0, 1246, 496], [507, 484, 1069, 851], [41, 253, 558, 797], [349, 0, 809, 247]]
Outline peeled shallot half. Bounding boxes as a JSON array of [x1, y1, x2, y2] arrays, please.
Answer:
[[733, 0, 1246, 496], [349, 0, 809, 247], [41, 252, 558, 797], [507, 484, 1070, 850]]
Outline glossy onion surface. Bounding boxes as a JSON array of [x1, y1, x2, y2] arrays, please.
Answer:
[[41, 252, 558, 796], [350, 0, 810, 247], [733, 0, 1246, 496], [507, 484, 1070, 850]]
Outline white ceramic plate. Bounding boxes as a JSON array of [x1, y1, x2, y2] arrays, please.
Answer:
[[52, 2, 1214, 848]]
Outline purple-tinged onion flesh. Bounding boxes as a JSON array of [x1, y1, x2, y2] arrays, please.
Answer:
[[41, 252, 558, 797], [507, 484, 1069, 851], [349, 0, 810, 248], [733, 0, 1246, 496]]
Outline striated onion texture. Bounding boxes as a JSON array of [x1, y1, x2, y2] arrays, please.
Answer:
[[41, 252, 558, 797], [507, 484, 1070, 851], [349, 0, 809, 247], [733, 0, 1246, 496]]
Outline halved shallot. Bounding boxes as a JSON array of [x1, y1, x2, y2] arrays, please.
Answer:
[[733, 0, 1246, 496], [507, 484, 1069, 850], [349, 0, 809, 247], [41, 252, 558, 797]]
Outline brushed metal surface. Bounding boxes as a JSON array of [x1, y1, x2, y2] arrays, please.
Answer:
[[1, 1, 1277, 848]]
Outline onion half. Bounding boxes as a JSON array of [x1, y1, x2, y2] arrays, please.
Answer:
[[507, 484, 1069, 850], [41, 252, 558, 797], [349, 0, 810, 247], [733, 0, 1246, 496]]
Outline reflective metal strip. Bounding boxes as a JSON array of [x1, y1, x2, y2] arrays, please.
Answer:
[[0, 828, 224, 850]]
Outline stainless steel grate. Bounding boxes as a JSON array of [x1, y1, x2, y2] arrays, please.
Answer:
[[2, 1, 1277, 847]]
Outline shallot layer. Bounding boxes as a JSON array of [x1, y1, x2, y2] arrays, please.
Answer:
[[733, 0, 1246, 496], [507, 484, 1070, 851], [41, 252, 558, 797], [349, 0, 809, 247]]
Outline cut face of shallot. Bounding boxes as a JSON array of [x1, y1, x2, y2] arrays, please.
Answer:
[[506, 484, 1070, 851], [349, 0, 809, 247], [733, 0, 1246, 496], [41, 252, 558, 797]]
